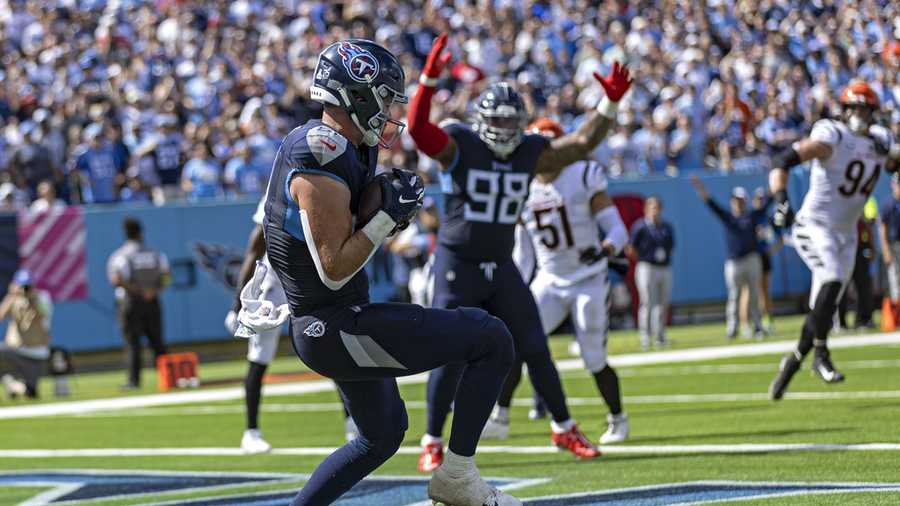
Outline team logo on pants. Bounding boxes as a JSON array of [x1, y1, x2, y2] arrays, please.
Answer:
[[304, 320, 326, 338]]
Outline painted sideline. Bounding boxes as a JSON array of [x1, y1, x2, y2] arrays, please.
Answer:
[[2, 332, 899, 420], [2, 443, 899, 459], [64, 389, 900, 418]]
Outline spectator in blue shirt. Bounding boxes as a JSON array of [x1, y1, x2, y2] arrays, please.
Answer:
[[628, 195, 675, 349], [224, 145, 268, 197], [181, 144, 222, 201], [72, 124, 124, 204], [691, 175, 768, 339]]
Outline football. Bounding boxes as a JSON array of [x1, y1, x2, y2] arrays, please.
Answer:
[[357, 174, 387, 228]]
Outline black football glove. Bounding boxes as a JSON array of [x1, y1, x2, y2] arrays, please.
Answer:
[[378, 168, 425, 231], [771, 189, 794, 229], [579, 246, 608, 265]]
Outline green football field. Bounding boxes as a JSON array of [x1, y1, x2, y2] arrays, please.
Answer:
[[2, 315, 900, 505]]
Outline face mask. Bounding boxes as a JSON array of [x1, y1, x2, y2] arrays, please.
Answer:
[[847, 113, 867, 134]]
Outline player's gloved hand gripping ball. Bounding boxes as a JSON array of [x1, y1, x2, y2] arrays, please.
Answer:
[[358, 169, 425, 242]]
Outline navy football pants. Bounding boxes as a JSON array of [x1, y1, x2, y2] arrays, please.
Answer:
[[289, 302, 513, 506], [426, 247, 571, 439]]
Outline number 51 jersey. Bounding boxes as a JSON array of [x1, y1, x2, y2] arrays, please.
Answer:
[[798, 119, 895, 232], [438, 122, 550, 261], [518, 160, 607, 286]]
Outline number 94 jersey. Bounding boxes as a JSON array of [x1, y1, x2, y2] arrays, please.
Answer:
[[438, 122, 550, 261], [798, 119, 895, 232], [518, 160, 607, 286]]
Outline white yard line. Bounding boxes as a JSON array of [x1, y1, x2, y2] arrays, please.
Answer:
[[62, 389, 900, 418], [2, 332, 899, 420], [2, 443, 899, 459]]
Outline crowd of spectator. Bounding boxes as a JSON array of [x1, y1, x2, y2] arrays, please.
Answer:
[[1, 0, 898, 210]]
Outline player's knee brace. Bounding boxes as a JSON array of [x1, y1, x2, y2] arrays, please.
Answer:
[[799, 281, 843, 355], [246, 361, 267, 387], [811, 281, 842, 336]]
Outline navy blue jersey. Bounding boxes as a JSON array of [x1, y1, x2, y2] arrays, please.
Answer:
[[438, 123, 550, 261], [264, 120, 378, 314]]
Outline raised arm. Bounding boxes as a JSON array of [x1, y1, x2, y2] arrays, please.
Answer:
[[769, 136, 834, 228], [534, 62, 632, 175], [291, 169, 423, 289], [407, 33, 458, 169]]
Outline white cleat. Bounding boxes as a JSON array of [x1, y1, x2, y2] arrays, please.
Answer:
[[599, 413, 629, 445], [241, 429, 272, 454], [429, 465, 521, 506], [2, 374, 26, 398], [345, 416, 359, 442], [480, 417, 510, 440]]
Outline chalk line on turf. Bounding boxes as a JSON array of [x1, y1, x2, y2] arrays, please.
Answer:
[[1, 332, 899, 420], [2, 443, 900, 458]]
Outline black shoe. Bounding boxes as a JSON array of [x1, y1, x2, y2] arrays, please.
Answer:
[[812, 350, 845, 384], [769, 353, 801, 401], [119, 383, 140, 392]]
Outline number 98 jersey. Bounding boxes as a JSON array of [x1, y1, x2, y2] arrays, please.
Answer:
[[798, 119, 895, 232], [437, 122, 550, 261], [518, 160, 607, 286]]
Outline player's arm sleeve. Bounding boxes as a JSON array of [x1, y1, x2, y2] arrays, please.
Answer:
[[287, 135, 354, 189], [512, 222, 536, 282], [407, 83, 455, 166], [705, 198, 734, 227]]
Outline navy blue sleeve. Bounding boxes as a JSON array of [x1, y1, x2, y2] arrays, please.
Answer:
[[706, 199, 736, 229], [284, 126, 356, 189], [665, 223, 675, 249]]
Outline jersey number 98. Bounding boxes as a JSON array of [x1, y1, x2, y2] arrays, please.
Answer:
[[464, 170, 529, 224]]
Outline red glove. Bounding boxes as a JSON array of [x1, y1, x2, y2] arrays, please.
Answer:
[[592, 62, 632, 102], [421, 33, 452, 84]]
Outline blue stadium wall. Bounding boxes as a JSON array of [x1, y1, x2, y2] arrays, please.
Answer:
[[26, 169, 890, 351]]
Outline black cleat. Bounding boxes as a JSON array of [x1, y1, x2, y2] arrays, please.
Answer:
[[812, 350, 845, 384], [769, 353, 801, 401]]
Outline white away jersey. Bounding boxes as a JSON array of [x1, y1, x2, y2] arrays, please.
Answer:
[[518, 160, 607, 285], [798, 119, 895, 232]]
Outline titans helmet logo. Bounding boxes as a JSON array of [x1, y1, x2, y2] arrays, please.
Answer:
[[337, 42, 380, 83]]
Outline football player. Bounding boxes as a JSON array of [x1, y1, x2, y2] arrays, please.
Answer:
[[407, 33, 632, 469], [264, 40, 520, 506], [768, 81, 899, 400], [480, 119, 629, 444], [225, 198, 359, 454]]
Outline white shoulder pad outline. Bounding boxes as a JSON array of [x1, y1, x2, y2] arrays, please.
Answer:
[[299, 209, 379, 291], [809, 119, 844, 149], [306, 125, 348, 166], [868, 124, 896, 157]]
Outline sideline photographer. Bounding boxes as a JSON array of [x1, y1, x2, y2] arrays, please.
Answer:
[[0, 269, 52, 399]]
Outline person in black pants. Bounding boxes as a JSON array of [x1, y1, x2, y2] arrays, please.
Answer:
[[106, 218, 170, 389], [837, 218, 875, 329]]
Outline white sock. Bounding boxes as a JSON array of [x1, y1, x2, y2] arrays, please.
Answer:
[[550, 418, 576, 434], [441, 449, 476, 478], [421, 433, 443, 446], [492, 406, 510, 423]]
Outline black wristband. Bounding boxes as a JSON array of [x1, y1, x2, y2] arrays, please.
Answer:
[[771, 147, 801, 171]]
